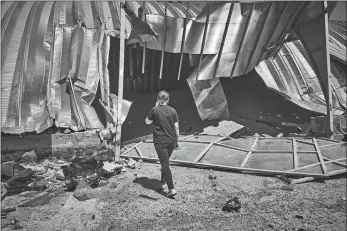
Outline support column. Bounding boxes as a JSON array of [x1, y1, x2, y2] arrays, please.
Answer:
[[323, 1, 333, 138], [115, 1, 125, 161]]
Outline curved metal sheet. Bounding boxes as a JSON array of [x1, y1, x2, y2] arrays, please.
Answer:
[[1, 1, 159, 133], [256, 40, 346, 115]]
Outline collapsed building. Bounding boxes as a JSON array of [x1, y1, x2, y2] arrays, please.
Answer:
[[1, 1, 346, 141], [1, 2, 346, 205]]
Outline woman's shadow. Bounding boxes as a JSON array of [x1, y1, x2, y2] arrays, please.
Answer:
[[133, 177, 167, 197]]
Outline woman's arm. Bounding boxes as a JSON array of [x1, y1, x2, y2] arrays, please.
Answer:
[[174, 122, 179, 147]]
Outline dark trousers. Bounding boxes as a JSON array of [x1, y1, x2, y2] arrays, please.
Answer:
[[154, 142, 175, 190]]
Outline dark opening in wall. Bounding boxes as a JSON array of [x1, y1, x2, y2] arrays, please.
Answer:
[[107, 36, 195, 97]]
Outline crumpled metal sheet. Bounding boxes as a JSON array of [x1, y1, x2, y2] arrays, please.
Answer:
[[1, 1, 157, 134], [2, 2, 53, 134], [187, 78, 229, 121], [256, 40, 346, 115], [184, 2, 345, 121], [49, 23, 106, 131]]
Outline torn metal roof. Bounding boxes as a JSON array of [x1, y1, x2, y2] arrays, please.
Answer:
[[1, 1, 346, 134]]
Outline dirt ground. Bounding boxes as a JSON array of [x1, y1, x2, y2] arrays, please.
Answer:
[[2, 160, 346, 231]]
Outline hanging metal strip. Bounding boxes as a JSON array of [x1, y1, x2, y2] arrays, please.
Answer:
[[245, 2, 274, 74], [230, 4, 255, 78], [278, 51, 304, 97], [255, 2, 289, 67], [141, 1, 146, 74], [159, 2, 168, 80], [177, 2, 190, 81], [213, 3, 234, 79], [196, 2, 212, 81]]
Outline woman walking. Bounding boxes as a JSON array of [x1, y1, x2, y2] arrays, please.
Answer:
[[145, 90, 179, 197]]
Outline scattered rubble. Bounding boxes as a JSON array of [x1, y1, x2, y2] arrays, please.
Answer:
[[99, 129, 113, 141], [127, 158, 137, 169], [102, 161, 122, 173], [73, 181, 99, 201], [19, 150, 37, 164], [94, 146, 113, 162], [208, 175, 217, 180], [222, 196, 241, 213], [0, 146, 142, 213], [139, 194, 159, 201]]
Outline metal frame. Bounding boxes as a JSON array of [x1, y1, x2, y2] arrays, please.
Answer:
[[120, 135, 346, 181], [115, 1, 126, 159]]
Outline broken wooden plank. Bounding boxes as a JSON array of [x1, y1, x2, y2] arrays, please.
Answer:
[[290, 138, 314, 145], [318, 137, 342, 143], [120, 154, 328, 178], [213, 143, 249, 152], [139, 194, 159, 201], [122, 134, 153, 146], [145, 138, 251, 152], [291, 168, 347, 184], [252, 150, 316, 154], [287, 158, 346, 173], [121, 141, 144, 156], [313, 138, 328, 174], [323, 157, 347, 167], [194, 136, 227, 163], [135, 146, 144, 157], [319, 142, 346, 149], [241, 138, 258, 167], [293, 139, 299, 169]]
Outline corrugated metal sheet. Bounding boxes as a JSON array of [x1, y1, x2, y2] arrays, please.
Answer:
[[1, 1, 158, 133], [1, 1, 346, 134], [256, 40, 346, 116]]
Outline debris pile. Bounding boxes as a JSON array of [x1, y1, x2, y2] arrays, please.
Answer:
[[1, 148, 140, 204]]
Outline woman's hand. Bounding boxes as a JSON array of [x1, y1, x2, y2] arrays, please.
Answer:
[[175, 141, 180, 150], [155, 100, 159, 107]]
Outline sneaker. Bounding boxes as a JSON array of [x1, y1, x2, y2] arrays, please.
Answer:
[[167, 189, 177, 197], [157, 183, 166, 191]]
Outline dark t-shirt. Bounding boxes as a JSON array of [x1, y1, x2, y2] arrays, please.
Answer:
[[147, 105, 179, 144]]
